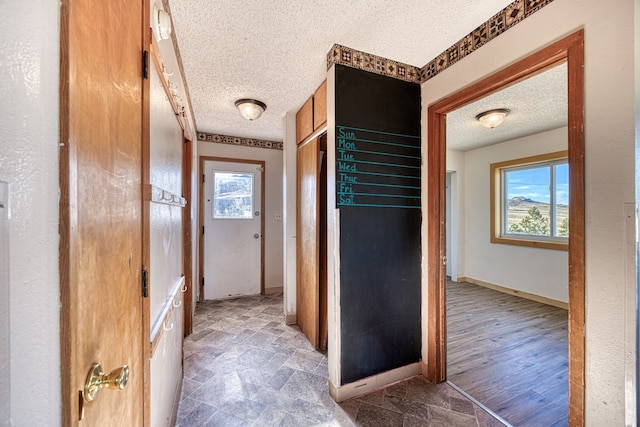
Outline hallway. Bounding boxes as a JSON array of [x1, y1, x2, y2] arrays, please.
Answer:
[[175, 294, 504, 426]]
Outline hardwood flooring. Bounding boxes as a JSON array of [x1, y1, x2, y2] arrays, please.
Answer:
[[446, 280, 568, 427]]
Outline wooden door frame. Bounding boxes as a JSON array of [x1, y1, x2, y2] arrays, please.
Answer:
[[198, 156, 266, 301], [182, 138, 194, 336], [426, 30, 585, 425]]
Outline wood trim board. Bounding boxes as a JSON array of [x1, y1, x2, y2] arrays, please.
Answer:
[[426, 30, 585, 425], [457, 277, 568, 310]]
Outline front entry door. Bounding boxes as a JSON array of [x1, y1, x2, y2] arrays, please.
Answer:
[[60, 0, 146, 425], [202, 159, 263, 300]]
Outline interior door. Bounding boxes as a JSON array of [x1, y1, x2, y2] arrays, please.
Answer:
[[296, 137, 320, 348], [203, 160, 263, 300], [60, 0, 146, 425]]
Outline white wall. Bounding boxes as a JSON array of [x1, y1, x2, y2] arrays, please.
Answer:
[[148, 62, 185, 427], [422, 0, 635, 423], [150, 293, 183, 427], [149, 63, 185, 328], [198, 141, 284, 291], [0, 1, 61, 425], [457, 127, 568, 302], [282, 113, 298, 321], [446, 149, 465, 281]]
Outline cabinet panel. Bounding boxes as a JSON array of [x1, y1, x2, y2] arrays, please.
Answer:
[[296, 137, 319, 348], [313, 80, 327, 130], [296, 97, 314, 144]]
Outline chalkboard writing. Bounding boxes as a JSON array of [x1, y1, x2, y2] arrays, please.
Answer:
[[336, 125, 420, 209], [334, 64, 422, 385]]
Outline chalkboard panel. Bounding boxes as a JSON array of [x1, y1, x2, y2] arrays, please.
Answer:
[[335, 64, 421, 384]]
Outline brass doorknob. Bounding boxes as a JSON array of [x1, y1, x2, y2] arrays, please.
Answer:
[[83, 363, 129, 402]]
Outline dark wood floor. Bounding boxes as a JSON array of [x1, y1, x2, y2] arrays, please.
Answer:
[[447, 280, 568, 427]]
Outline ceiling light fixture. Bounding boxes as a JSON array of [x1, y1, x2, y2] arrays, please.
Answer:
[[475, 108, 510, 128], [152, 5, 172, 41], [235, 99, 267, 121]]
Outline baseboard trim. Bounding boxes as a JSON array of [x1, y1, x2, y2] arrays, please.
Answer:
[[284, 312, 297, 325], [265, 286, 283, 295], [328, 362, 421, 402], [457, 276, 568, 310]]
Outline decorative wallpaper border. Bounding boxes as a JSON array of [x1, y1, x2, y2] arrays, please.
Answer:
[[197, 132, 283, 151], [326, 0, 554, 84], [327, 44, 421, 84], [420, 0, 555, 82]]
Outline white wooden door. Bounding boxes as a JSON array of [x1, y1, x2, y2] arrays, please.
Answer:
[[203, 160, 262, 299]]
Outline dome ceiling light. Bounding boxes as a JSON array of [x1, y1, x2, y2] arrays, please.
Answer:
[[235, 99, 267, 121], [475, 108, 510, 128]]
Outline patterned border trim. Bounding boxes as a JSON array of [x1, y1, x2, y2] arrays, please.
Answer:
[[197, 132, 283, 151], [327, 44, 421, 84], [326, 0, 554, 84], [420, 0, 555, 82]]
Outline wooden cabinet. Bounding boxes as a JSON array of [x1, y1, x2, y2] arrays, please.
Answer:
[[313, 80, 327, 130], [296, 97, 313, 144], [296, 134, 328, 350], [295, 80, 327, 144]]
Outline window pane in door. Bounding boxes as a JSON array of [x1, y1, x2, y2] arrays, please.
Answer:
[[213, 171, 254, 219]]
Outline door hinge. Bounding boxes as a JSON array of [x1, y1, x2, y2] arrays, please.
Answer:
[[201, 277, 204, 288], [202, 174, 205, 183], [142, 269, 149, 298], [202, 226, 204, 234], [142, 50, 149, 80]]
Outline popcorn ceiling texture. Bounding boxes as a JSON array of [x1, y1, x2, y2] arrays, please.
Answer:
[[168, 0, 519, 141], [420, 0, 555, 82], [327, 0, 555, 84], [446, 62, 567, 152]]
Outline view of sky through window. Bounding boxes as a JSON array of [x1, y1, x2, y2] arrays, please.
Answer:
[[506, 163, 568, 205]]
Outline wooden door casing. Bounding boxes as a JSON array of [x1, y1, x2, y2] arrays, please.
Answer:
[[60, 0, 147, 425], [296, 137, 320, 348], [426, 30, 585, 425]]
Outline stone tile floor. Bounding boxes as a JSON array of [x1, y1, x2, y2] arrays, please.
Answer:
[[175, 293, 505, 426]]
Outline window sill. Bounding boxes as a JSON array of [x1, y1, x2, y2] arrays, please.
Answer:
[[491, 235, 568, 251]]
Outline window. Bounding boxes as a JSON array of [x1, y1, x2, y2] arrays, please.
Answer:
[[212, 171, 254, 219], [490, 151, 568, 250]]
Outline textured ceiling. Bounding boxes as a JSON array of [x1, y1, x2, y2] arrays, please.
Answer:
[[168, 0, 516, 141], [447, 62, 568, 151]]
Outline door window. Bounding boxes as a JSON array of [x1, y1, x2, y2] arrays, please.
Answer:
[[212, 171, 254, 219]]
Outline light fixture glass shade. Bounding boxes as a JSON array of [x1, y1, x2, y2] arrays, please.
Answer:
[[153, 5, 172, 41], [475, 108, 510, 128], [235, 99, 267, 121]]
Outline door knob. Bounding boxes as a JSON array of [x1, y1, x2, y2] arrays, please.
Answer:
[[83, 363, 129, 402], [253, 234, 260, 239]]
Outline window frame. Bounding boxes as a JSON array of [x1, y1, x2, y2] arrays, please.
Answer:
[[211, 170, 255, 220], [490, 150, 568, 251]]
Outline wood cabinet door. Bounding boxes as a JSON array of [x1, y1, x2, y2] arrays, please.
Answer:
[[313, 80, 327, 130], [296, 137, 320, 348], [296, 97, 314, 144]]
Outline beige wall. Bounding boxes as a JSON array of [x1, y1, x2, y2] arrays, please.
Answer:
[[421, 0, 635, 423], [453, 127, 569, 302], [197, 141, 284, 292]]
